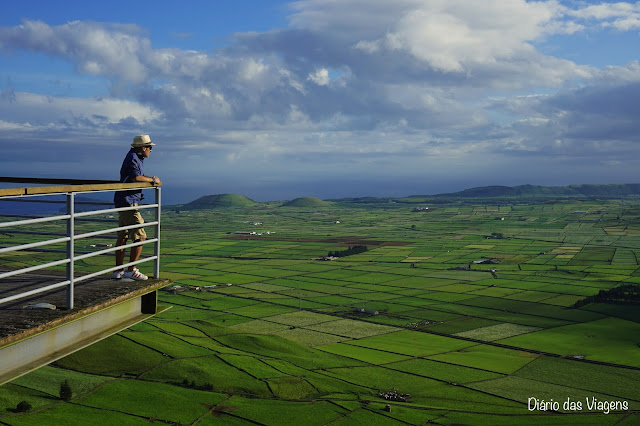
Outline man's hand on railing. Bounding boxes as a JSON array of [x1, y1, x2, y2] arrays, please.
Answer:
[[132, 175, 162, 185]]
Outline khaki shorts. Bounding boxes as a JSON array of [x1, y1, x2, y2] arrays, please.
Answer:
[[117, 206, 147, 241]]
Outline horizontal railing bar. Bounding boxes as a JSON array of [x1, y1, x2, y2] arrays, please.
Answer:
[[0, 186, 160, 200], [0, 214, 46, 220], [27, 184, 159, 196], [1, 228, 119, 237], [0, 204, 154, 219], [0, 206, 155, 229], [112, 204, 157, 213], [0, 235, 158, 251], [0, 237, 71, 255], [0, 199, 66, 204], [74, 203, 158, 218], [75, 218, 118, 223], [0, 230, 67, 236], [76, 201, 114, 206], [0, 259, 70, 280], [0, 214, 113, 221], [0, 184, 151, 199], [15, 247, 101, 255], [76, 256, 157, 283], [0, 214, 70, 228], [0, 180, 159, 196], [1, 218, 119, 226], [0, 198, 112, 206], [4, 248, 154, 260], [0, 279, 71, 305], [0, 177, 116, 185], [74, 239, 158, 261], [75, 221, 159, 240], [0, 188, 25, 197], [0, 206, 153, 222]]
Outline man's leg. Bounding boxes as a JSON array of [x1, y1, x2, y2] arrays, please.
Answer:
[[127, 237, 146, 271], [114, 213, 128, 279], [115, 236, 127, 267], [123, 235, 148, 280], [122, 212, 148, 280]]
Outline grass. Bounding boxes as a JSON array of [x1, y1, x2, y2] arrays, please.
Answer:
[[316, 343, 410, 364], [52, 335, 168, 376], [5, 402, 153, 425], [274, 327, 346, 346], [141, 356, 272, 397], [387, 358, 504, 383], [220, 396, 348, 425], [79, 379, 227, 423], [305, 319, 397, 339], [455, 323, 541, 341], [3, 199, 640, 424], [427, 344, 539, 374], [499, 317, 640, 366], [373, 329, 474, 353]]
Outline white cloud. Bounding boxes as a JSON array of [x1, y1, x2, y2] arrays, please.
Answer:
[[0, 20, 151, 83], [307, 68, 330, 85], [568, 2, 640, 30], [382, 0, 557, 72], [571, 2, 638, 20], [0, 91, 159, 126]]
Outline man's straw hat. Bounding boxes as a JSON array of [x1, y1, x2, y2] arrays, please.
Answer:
[[131, 134, 155, 148]]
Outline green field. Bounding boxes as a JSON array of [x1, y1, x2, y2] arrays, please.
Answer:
[[1, 199, 640, 424]]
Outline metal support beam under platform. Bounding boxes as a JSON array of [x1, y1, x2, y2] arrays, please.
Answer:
[[0, 275, 170, 385]]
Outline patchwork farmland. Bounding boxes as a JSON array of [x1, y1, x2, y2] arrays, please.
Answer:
[[1, 199, 640, 424]]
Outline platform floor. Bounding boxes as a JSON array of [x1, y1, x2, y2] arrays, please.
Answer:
[[0, 270, 169, 346]]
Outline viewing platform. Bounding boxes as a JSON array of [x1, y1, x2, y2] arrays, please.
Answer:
[[0, 177, 170, 385]]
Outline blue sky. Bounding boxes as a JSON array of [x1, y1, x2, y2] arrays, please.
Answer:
[[2, 0, 640, 203]]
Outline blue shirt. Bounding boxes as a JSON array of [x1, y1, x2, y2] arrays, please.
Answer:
[[114, 149, 145, 207]]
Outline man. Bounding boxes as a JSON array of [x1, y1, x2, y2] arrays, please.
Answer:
[[113, 134, 162, 281]]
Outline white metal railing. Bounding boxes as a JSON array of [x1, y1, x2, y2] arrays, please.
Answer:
[[0, 178, 161, 310]]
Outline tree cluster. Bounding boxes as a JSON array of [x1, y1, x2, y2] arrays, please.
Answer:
[[573, 284, 640, 307], [59, 380, 72, 401], [16, 401, 32, 412], [176, 379, 214, 391], [327, 245, 368, 258]]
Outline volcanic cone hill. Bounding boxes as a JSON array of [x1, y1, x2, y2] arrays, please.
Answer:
[[182, 194, 257, 210]]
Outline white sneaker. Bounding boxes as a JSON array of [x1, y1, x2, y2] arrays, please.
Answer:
[[123, 268, 148, 281], [112, 269, 125, 280]]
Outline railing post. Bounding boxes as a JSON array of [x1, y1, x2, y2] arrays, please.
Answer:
[[66, 193, 75, 310], [154, 187, 161, 278]]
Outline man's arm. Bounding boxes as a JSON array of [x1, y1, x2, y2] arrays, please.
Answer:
[[132, 175, 162, 185]]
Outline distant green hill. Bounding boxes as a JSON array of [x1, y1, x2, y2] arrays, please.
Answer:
[[282, 197, 333, 207], [428, 183, 640, 199], [182, 194, 257, 210], [327, 183, 640, 205]]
